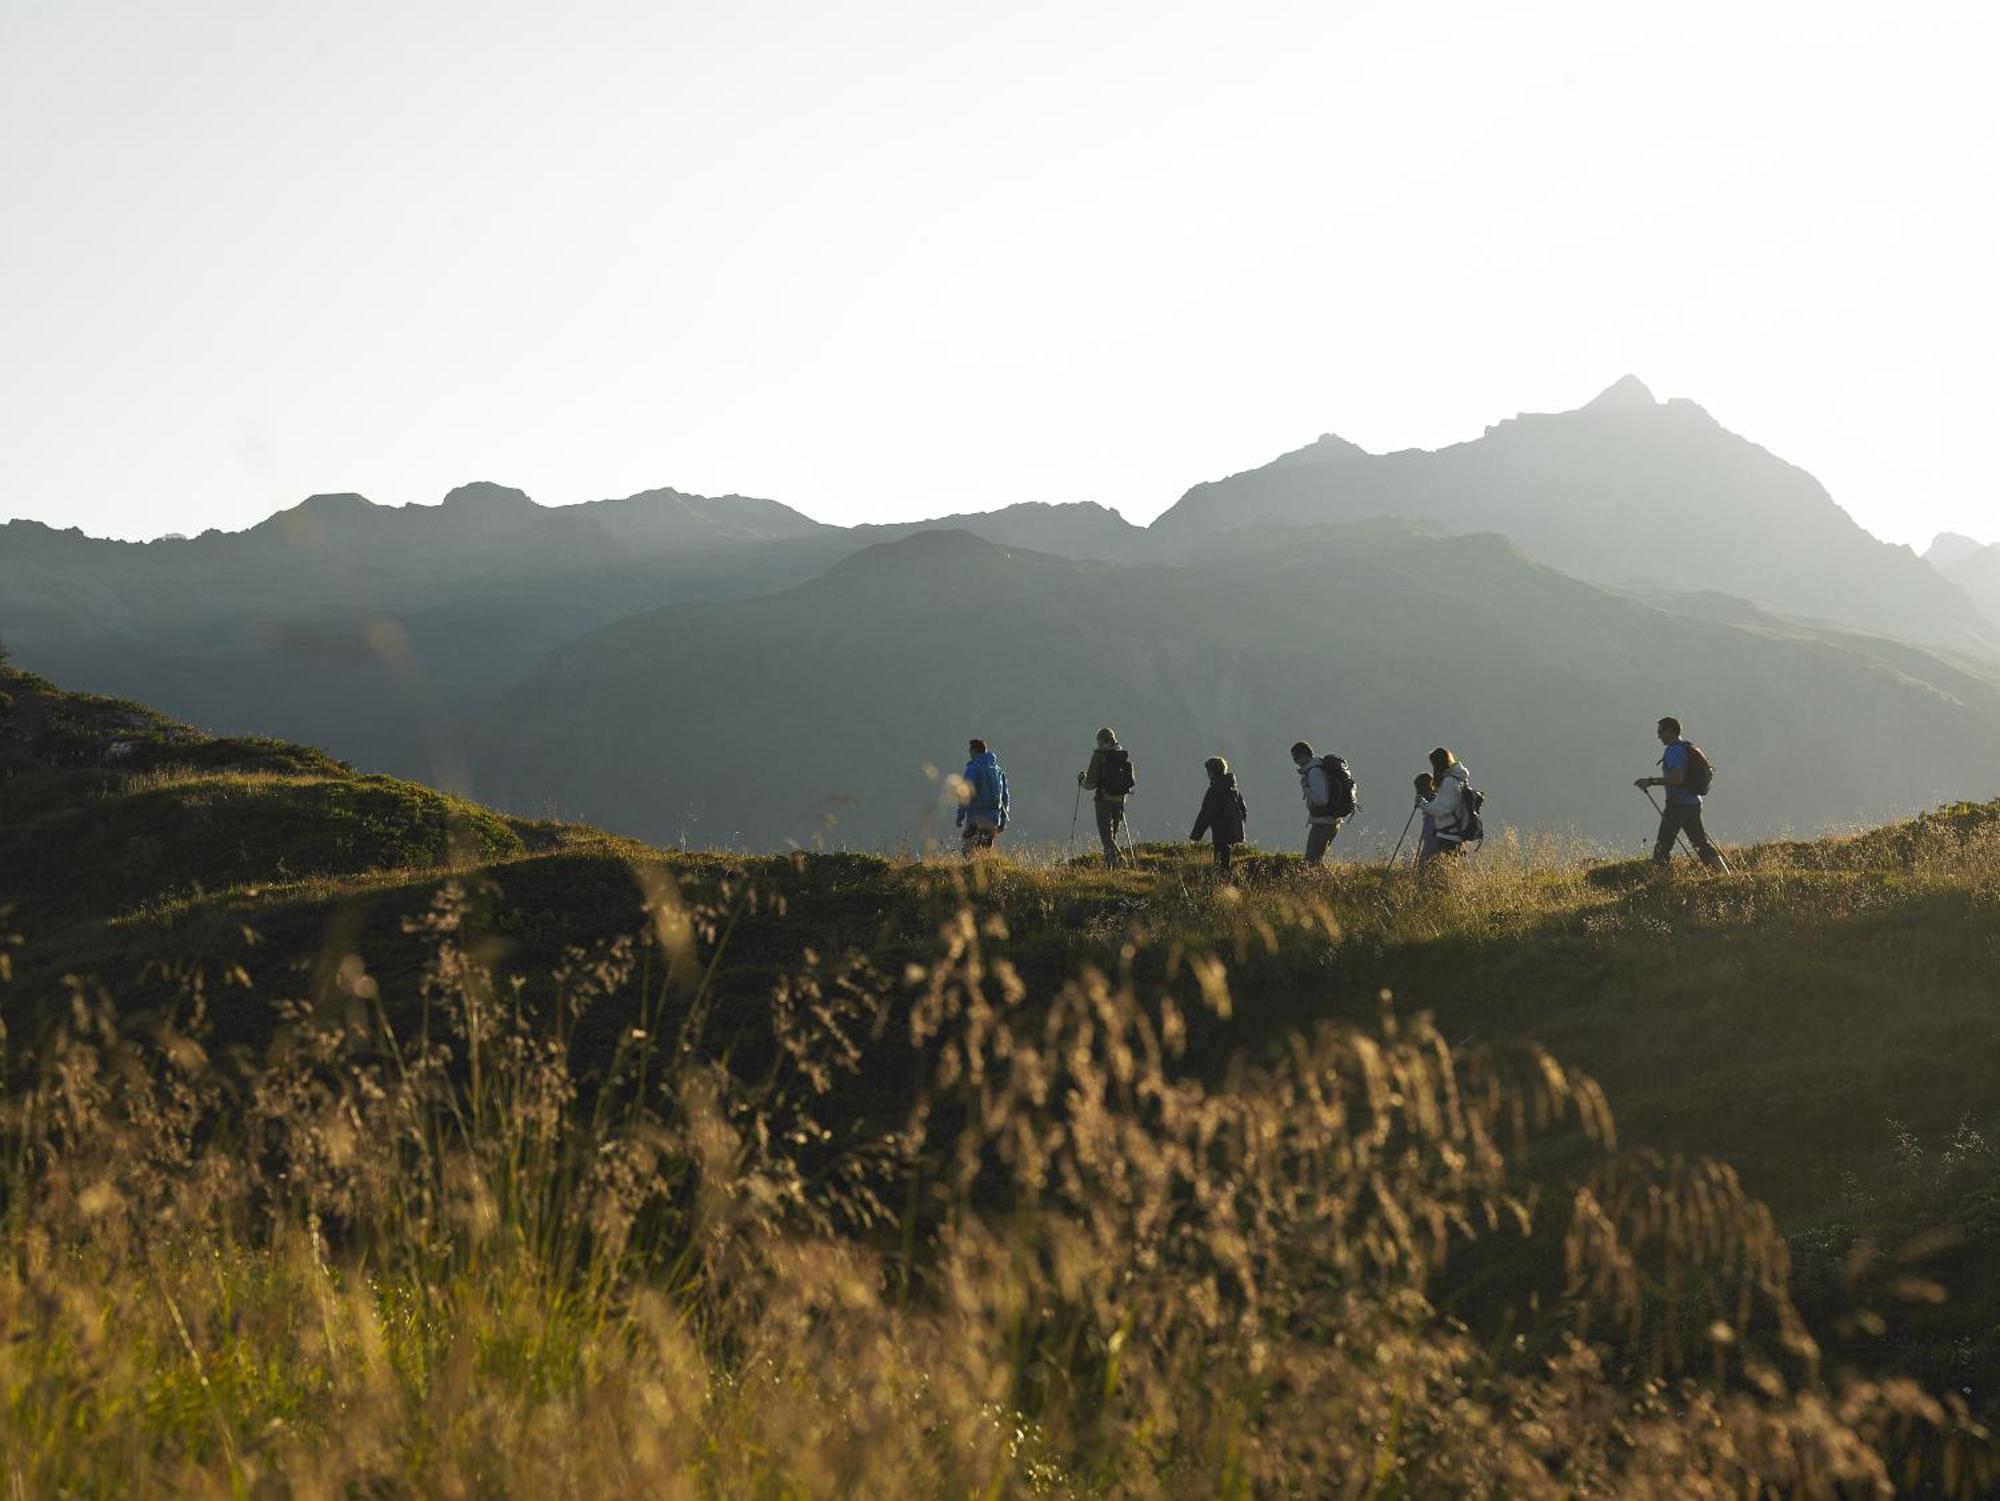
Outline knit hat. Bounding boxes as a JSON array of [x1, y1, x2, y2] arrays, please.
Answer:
[[1096, 727, 1117, 746]]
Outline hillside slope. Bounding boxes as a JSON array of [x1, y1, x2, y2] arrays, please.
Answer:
[[6, 660, 2000, 1431], [472, 524, 2000, 852]]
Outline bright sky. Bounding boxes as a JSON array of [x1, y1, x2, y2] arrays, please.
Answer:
[[3, 1, 1995, 548]]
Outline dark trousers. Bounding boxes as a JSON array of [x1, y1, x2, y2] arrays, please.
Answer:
[[1304, 820, 1342, 865], [1095, 798, 1125, 867], [1210, 835, 1234, 873], [1653, 801, 1722, 866], [961, 815, 1000, 857], [1419, 832, 1462, 869]]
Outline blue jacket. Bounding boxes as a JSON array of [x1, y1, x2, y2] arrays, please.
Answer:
[[959, 751, 1010, 827], [1661, 741, 1700, 806]]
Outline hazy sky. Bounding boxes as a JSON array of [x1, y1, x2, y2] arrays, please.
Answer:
[[3, 1, 1995, 548]]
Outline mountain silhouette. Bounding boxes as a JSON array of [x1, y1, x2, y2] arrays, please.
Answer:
[[853, 501, 1143, 560], [1151, 378, 1997, 656], [7, 381, 1997, 848], [1929, 532, 2000, 632], [1926, 532, 1989, 571]]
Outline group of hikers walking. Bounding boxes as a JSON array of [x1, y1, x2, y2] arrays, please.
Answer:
[[952, 716, 1724, 873]]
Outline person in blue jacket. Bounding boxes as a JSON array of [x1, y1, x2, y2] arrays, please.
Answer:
[[956, 738, 1010, 856], [1636, 716, 1723, 868]]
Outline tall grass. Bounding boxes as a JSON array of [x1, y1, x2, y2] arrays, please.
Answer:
[[0, 859, 1992, 1497]]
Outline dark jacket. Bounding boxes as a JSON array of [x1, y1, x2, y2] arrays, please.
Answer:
[[1190, 773, 1247, 845]]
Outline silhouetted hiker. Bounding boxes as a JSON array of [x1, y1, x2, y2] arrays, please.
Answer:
[[957, 738, 1010, 857], [1413, 748, 1475, 864], [1291, 741, 1356, 865], [1636, 716, 1724, 868], [1189, 756, 1248, 874], [1077, 726, 1134, 868], [1412, 772, 1439, 862]]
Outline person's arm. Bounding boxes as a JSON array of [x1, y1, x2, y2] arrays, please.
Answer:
[[1640, 745, 1686, 789], [1080, 749, 1101, 791], [1191, 789, 1213, 842]]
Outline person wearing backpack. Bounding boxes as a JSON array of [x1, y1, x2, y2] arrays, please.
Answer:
[[956, 738, 1011, 857], [1413, 748, 1480, 863], [1189, 755, 1249, 874], [1077, 727, 1134, 868], [1290, 740, 1356, 865], [1636, 717, 1723, 868], [1412, 772, 1439, 862]]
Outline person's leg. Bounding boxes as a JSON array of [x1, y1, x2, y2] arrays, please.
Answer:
[[1681, 804, 1724, 867], [1419, 836, 1459, 878], [1304, 823, 1332, 865], [1095, 799, 1121, 867], [1213, 835, 1231, 873], [1651, 806, 1679, 864]]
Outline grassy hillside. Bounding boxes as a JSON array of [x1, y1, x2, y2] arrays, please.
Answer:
[[4, 660, 1997, 1494]]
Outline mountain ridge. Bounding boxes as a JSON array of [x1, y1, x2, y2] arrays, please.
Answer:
[[8, 378, 1996, 831], [1147, 379, 1995, 657]]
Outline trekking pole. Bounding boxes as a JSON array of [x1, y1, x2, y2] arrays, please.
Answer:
[[1388, 805, 1418, 868], [1122, 801, 1140, 865], [1639, 784, 1706, 864], [1069, 784, 1082, 855]]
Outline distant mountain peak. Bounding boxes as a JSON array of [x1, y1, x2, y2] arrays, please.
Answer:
[[1582, 374, 1658, 411], [1928, 532, 1990, 569], [1267, 432, 1368, 470], [440, 481, 539, 516], [985, 500, 1127, 520], [294, 491, 376, 515]]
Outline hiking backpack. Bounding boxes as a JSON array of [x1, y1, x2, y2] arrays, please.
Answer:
[[1456, 784, 1486, 844], [1680, 743, 1715, 796], [1099, 747, 1136, 797], [1315, 755, 1358, 820]]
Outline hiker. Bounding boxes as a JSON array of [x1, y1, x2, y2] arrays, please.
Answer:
[[1413, 748, 1474, 864], [1189, 756, 1248, 873], [956, 738, 1010, 857], [1077, 726, 1135, 868], [1636, 716, 1724, 868], [1290, 741, 1356, 865], [1412, 772, 1439, 862]]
